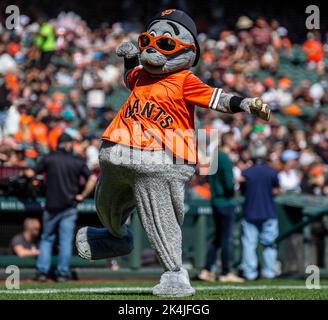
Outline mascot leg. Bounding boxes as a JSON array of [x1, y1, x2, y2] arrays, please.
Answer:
[[76, 225, 133, 260], [76, 142, 135, 260], [134, 163, 195, 297]]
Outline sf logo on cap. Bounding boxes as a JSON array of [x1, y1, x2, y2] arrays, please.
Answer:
[[161, 9, 176, 16]]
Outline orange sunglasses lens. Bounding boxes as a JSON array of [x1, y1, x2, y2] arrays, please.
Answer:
[[156, 37, 176, 51], [139, 34, 150, 48]]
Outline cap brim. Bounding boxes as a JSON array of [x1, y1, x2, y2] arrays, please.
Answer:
[[193, 41, 200, 66]]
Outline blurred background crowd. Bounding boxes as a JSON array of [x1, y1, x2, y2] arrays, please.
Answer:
[[1, 1, 328, 201]]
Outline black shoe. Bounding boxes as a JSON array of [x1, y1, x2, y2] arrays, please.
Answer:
[[34, 273, 49, 282]]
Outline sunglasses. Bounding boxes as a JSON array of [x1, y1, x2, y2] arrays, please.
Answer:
[[138, 32, 196, 55]]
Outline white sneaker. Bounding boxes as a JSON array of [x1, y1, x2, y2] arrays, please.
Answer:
[[152, 268, 195, 297]]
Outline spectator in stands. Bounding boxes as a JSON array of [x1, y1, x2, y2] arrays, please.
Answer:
[[240, 143, 280, 280], [198, 132, 244, 283], [301, 163, 328, 196], [34, 17, 56, 70], [303, 32, 324, 74], [261, 77, 280, 111], [10, 218, 40, 257], [293, 80, 312, 105], [278, 150, 301, 193], [276, 77, 293, 108], [85, 135, 99, 170], [251, 18, 272, 51], [0, 75, 11, 140], [25, 133, 97, 282], [65, 89, 86, 120]]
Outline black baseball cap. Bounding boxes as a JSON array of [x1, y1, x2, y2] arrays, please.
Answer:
[[146, 9, 200, 66], [58, 133, 74, 144]]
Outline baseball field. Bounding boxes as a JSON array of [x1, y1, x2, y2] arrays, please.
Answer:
[[1, 279, 328, 300]]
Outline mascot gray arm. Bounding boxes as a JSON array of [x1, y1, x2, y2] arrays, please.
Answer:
[[116, 42, 140, 88], [217, 92, 271, 121]]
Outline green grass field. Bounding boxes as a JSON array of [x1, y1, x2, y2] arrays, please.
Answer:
[[0, 279, 328, 300]]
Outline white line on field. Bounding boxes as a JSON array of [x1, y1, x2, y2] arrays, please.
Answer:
[[0, 285, 327, 294]]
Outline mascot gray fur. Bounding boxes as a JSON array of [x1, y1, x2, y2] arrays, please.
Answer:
[[76, 9, 271, 297]]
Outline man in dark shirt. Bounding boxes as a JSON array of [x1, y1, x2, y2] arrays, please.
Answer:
[[240, 143, 280, 280], [26, 133, 97, 281], [11, 218, 41, 257]]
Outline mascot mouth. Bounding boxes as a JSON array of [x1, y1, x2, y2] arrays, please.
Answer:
[[144, 62, 163, 69]]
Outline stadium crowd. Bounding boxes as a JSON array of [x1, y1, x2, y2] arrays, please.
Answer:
[[0, 12, 328, 199]]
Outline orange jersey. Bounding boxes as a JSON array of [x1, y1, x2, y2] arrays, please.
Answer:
[[303, 39, 324, 63], [102, 67, 221, 163], [48, 127, 63, 151], [29, 122, 48, 146]]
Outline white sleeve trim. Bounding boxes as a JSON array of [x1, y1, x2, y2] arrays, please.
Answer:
[[209, 88, 223, 110]]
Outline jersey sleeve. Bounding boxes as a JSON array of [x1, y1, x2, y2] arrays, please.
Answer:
[[126, 66, 143, 90], [183, 73, 222, 110]]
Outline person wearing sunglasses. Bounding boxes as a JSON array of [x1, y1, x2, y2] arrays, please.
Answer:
[[76, 9, 271, 298]]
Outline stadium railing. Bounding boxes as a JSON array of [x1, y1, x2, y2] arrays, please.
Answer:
[[0, 194, 328, 274]]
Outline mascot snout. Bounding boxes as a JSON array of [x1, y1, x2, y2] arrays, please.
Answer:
[[140, 49, 167, 69]]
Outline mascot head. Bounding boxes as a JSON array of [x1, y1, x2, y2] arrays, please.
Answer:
[[138, 9, 200, 75]]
